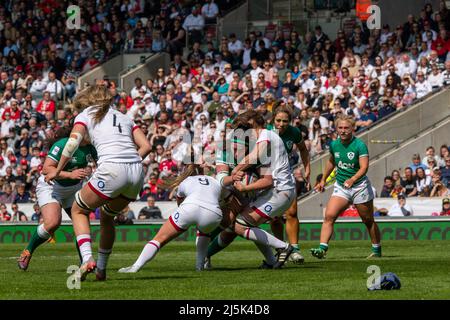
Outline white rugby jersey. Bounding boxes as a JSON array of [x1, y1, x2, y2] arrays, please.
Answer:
[[257, 129, 295, 191], [177, 175, 224, 215], [74, 106, 141, 165]]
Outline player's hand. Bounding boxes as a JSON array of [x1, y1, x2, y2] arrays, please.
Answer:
[[314, 181, 326, 193], [70, 168, 89, 180], [232, 170, 245, 182], [233, 181, 246, 192], [343, 179, 354, 189], [44, 171, 58, 183]]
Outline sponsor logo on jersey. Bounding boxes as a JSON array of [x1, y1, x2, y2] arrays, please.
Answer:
[[335, 152, 340, 158], [347, 152, 355, 160], [338, 160, 355, 170], [52, 146, 60, 156], [264, 205, 273, 213]]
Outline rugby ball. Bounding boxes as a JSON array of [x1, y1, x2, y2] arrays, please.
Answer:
[[239, 171, 259, 200]]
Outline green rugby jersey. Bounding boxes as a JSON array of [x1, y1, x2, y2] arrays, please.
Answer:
[[329, 136, 369, 186], [47, 138, 98, 187]]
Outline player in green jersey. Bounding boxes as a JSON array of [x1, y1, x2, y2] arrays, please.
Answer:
[[17, 126, 97, 271], [269, 106, 310, 265], [311, 115, 381, 259]]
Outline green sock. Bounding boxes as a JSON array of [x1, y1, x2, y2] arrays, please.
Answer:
[[292, 243, 299, 251], [319, 243, 329, 251], [371, 244, 382, 256], [26, 225, 51, 254], [208, 226, 223, 241], [207, 235, 228, 258]]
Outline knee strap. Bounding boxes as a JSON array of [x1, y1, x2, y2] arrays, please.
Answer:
[[235, 216, 257, 228], [75, 191, 96, 212], [102, 204, 122, 217]]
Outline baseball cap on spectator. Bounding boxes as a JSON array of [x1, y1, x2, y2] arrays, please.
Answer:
[[0, 156, 3, 162], [142, 113, 152, 121], [143, 184, 150, 190], [55, 44, 63, 50], [9, 156, 16, 163], [443, 198, 450, 204], [432, 167, 441, 172], [39, 152, 46, 157], [143, 94, 151, 101], [20, 159, 28, 165]]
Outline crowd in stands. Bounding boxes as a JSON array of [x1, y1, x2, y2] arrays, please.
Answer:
[[380, 144, 450, 199], [0, 0, 449, 221]]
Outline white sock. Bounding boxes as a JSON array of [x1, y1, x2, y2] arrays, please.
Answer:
[[254, 242, 276, 265], [97, 248, 112, 270], [76, 234, 92, 263], [37, 224, 51, 240], [134, 240, 160, 269], [244, 227, 288, 250], [195, 234, 210, 270]]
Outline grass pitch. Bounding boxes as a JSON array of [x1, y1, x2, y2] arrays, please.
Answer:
[[1, 240, 449, 300]]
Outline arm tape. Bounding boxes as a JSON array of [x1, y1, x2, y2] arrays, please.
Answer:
[[216, 170, 229, 187], [62, 132, 83, 158]]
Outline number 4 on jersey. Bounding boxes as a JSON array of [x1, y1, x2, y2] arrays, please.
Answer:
[[113, 114, 122, 133]]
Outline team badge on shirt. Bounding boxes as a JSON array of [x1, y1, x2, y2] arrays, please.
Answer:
[[347, 152, 355, 160]]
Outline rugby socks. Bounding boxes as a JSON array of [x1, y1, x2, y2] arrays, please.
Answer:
[[195, 234, 210, 270], [371, 243, 382, 256], [97, 248, 112, 270], [208, 226, 223, 241], [292, 243, 300, 251], [254, 242, 277, 265], [207, 234, 229, 258], [134, 240, 160, 269], [243, 227, 289, 250], [319, 243, 329, 252], [26, 224, 51, 254], [76, 234, 93, 263]]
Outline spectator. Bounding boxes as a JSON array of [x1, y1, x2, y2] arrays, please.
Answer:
[[0, 184, 15, 203], [400, 167, 418, 197], [201, 0, 220, 24], [440, 155, 450, 188], [138, 197, 163, 219], [10, 203, 27, 222], [0, 203, 11, 221], [416, 167, 432, 196], [388, 193, 414, 216], [430, 168, 449, 197], [409, 153, 428, 173], [31, 203, 42, 222], [14, 183, 30, 203], [439, 197, 450, 216], [380, 176, 395, 197], [183, 5, 205, 45]]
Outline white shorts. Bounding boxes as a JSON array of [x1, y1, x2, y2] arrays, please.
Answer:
[[169, 203, 222, 234], [332, 177, 374, 204], [36, 175, 83, 209], [249, 188, 296, 220], [88, 162, 144, 201]]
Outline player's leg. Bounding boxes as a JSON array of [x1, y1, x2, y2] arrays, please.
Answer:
[[233, 208, 293, 268], [195, 208, 222, 271], [270, 217, 284, 240], [310, 195, 350, 259], [355, 200, 382, 258], [63, 207, 82, 264], [18, 202, 62, 270], [285, 199, 304, 264], [119, 211, 185, 273], [71, 185, 109, 280]]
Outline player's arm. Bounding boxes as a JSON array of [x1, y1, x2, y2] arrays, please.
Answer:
[[344, 155, 369, 188], [232, 140, 269, 176], [44, 124, 86, 182], [42, 157, 88, 180], [315, 154, 335, 192], [234, 174, 273, 192], [133, 127, 152, 159], [296, 140, 311, 184], [216, 164, 235, 187]]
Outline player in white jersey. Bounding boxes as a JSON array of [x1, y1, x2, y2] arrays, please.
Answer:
[[45, 85, 152, 281], [209, 110, 296, 268], [118, 164, 228, 273]]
